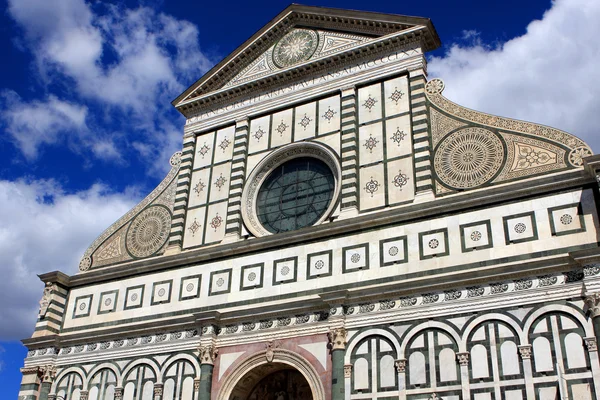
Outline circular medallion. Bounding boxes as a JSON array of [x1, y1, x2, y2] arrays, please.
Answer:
[[186, 283, 195, 292], [434, 127, 504, 190], [281, 266, 290, 276], [514, 223, 527, 234], [388, 246, 399, 256], [273, 29, 319, 68], [560, 214, 573, 225], [470, 231, 482, 241], [126, 205, 171, 258]]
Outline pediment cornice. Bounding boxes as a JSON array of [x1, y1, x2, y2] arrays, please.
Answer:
[[172, 5, 440, 117]]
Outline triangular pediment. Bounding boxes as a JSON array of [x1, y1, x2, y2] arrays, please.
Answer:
[[173, 5, 440, 115]]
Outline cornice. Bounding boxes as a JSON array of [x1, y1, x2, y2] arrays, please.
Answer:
[[48, 168, 595, 287]]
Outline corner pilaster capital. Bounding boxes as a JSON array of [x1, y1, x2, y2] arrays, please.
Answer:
[[518, 345, 532, 359], [198, 344, 218, 365], [39, 364, 57, 383], [585, 293, 600, 318], [114, 387, 124, 400], [80, 391, 89, 400], [395, 359, 407, 373], [328, 327, 348, 351], [456, 352, 469, 366], [153, 383, 163, 396], [584, 337, 598, 352], [194, 377, 200, 391], [344, 364, 352, 378]]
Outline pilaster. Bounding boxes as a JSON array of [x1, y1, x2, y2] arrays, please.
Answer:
[[166, 134, 196, 253], [518, 345, 535, 399], [223, 117, 249, 242], [153, 383, 163, 400], [409, 67, 434, 201], [456, 352, 470, 400], [18, 366, 41, 400], [338, 85, 359, 218], [395, 359, 407, 400]]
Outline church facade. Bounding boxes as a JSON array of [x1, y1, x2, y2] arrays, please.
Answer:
[[18, 5, 600, 400]]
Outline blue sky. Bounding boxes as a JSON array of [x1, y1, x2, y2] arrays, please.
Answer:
[[2, 0, 600, 395]]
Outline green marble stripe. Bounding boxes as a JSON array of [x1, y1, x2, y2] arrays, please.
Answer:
[[413, 136, 430, 144], [233, 150, 246, 157], [34, 325, 59, 333], [173, 205, 186, 211], [416, 184, 433, 191], [340, 200, 358, 208], [414, 155, 431, 163], [412, 110, 428, 118], [415, 165, 432, 173], [412, 127, 428, 135], [341, 120, 356, 128], [412, 100, 427, 109], [415, 175, 431, 183]]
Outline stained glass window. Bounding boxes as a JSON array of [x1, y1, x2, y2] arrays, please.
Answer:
[[256, 157, 335, 233]]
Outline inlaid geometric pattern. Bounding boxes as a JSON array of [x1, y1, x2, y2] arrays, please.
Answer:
[[209, 269, 232, 296], [124, 285, 144, 310], [98, 290, 118, 315], [419, 228, 449, 259], [548, 203, 585, 236], [307, 250, 332, 279], [179, 275, 201, 301], [503, 212, 538, 244], [240, 263, 264, 291], [273, 257, 298, 285], [151, 280, 172, 305], [343, 243, 369, 272], [380, 236, 408, 266], [73, 294, 93, 319], [460, 220, 493, 252]]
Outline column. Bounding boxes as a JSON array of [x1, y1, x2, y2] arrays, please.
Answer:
[[518, 345, 535, 399], [38, 365, 56, 400], [456, 352, 470, 400], [198, 344, 218, 400], [339, 86, 359, 218], [395, 359, 407, 400], [584, 337, 600, 399], [223, 117, 249, 242], [409, 67, 434, 201], [153, 383, 163, 400], [329, 327, 347, 400]]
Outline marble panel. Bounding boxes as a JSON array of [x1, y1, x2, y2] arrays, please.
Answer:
[[504, 212, 537, 244], [460, 220, 493, 252], [179, 275, 201, 301], [307, 250, 332, 279], [549, 204, 584, 235], [358, 82, 382, 123], [380, 235, 408, 266], [204, 201, 228, 244], [188, 168, 210, 208], [249, 115, 270, 154], [209, 162, 232, 203], [182, 206, 206, 249], [270, 108, 293, 148], [193, 131, 215, 170], [294, 101, 316, 141], [419, 228, 449, 259], [358, 121, 383, 166], [73, 294, 93, 318], [385, 114, 412, 159], [124, 285, 144, 310], [240, 263, 264, 290], [383, 75, 409, 117], [342, 243, 368, 272], [318, 95, 340, 135], [386, 157, 414, 204], [273, 257, 298, 285], [313, 132, 340, 156], [359, 163, 385, 210], [98, 290, 118, 315], [209, 269, 232, 296], [213, 125, 235, 164], [151, 280, 172, 305]]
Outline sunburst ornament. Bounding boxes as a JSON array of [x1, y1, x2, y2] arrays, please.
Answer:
[[273, 29, 319, 68]]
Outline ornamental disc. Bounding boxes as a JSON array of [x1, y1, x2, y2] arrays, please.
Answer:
[[434, 127, 504, 189], [273, 29, 319, 68], [126, 205, 171, 258]]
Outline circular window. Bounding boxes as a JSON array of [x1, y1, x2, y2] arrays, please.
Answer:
[[241, 142, 341, 237], [257, 157, 334, 234]]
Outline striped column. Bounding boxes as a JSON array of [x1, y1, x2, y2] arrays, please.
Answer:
[[223, 118, 249, 242], [409, 68, 434, 200], [166, 135, 195, 253], [339, 86, 359, 218], [18, 367, 40, 400], [32, 283, 68, 337]]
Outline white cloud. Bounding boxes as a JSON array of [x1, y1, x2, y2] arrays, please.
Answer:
[[428, 0, 600, 152], [0, 179, 137, 340], [1, 92, 89, 160], [4, 0, 213, 173]]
